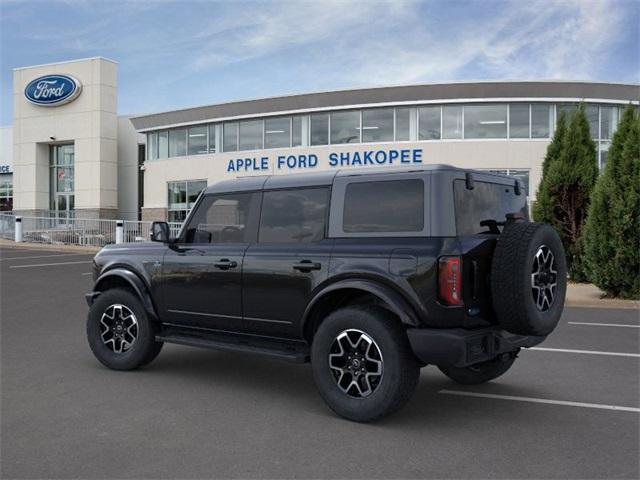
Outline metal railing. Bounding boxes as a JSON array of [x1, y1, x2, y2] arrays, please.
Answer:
[[0, 213, 15, 240], [1, 214, 184, 248]]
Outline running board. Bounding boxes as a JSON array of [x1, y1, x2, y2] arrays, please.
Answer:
[[156, 327, 310, 363]]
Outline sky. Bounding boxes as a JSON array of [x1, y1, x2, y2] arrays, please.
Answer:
[[0, 0, 638, 126]]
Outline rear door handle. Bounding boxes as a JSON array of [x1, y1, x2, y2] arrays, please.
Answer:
[[213, 258, 238, 270], [292, 260, 321, 272]]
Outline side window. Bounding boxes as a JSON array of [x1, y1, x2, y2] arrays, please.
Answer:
[[182, 192, 260, 244], [343, 179, 424, 233], [259, 188, 329, 243], [453, 180, 527, 235]]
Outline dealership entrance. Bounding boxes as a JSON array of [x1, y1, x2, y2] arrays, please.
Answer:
[[49, 144, 75, 219]]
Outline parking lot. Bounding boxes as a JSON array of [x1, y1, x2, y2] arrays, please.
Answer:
[[1, 244, 638, 479]]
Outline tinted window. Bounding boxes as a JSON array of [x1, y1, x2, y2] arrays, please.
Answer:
[[187, 126, 208, 155], [223, 122, 238, 152], [343, 179, 424, 233], [419, 106, 440, 140], [454, 180, 527, 235], [239, 120, 263, 150], [330, 111, 360, 144], [169, 128, 187, 156], [265, 117, 291, 149], [259, 188, 329, 243], [183, 192, 260, 244], [362, 108, 393, 142], [464, 104, 507, 139], [509, 104, 529, 138], [395, 107, 411, 141], [310, 113, 329, 145], [442, 106, 463, 139]]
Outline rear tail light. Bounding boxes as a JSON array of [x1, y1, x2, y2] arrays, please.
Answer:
[[438, 256, 462, 306]]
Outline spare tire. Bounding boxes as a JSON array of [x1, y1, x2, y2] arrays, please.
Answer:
[[490, 222, 567, 336]]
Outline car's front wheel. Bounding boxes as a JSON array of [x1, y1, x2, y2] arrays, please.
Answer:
[[87, 288, 163, 370], [311, 306, 420, 422]]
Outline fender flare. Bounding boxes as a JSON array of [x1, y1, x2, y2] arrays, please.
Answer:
[[93, 268, 158, 319], [301, 279, 420, 338]]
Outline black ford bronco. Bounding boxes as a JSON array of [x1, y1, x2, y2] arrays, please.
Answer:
[[86, 165, 566, 422]]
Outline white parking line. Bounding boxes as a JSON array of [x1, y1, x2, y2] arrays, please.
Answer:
[[529, 347, 640, 358], [1, 253, 92, 261], [81, 272, 93, 276], [9, 260, 92, 269], [568, 322, 640, 329], [439, 390, 640, 413]]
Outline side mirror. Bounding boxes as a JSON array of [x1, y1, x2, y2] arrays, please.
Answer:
[[150, 221, 170, 243]]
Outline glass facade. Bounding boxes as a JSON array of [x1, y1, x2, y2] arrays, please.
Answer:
[[167, 180, 207, 222], [464, 104, 507, 139], [419, 106, 440, 140], [143, 102, 624, 171], [330, 110, 360, 144], [49, 144, 75, 218], [362, 108, 394, 143], [0, 173, 12, 211]]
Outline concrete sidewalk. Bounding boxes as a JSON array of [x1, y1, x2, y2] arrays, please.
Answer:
[[1, 239, 638, 310]]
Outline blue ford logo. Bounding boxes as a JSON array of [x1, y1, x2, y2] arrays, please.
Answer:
[[24, 74, 82, 106]]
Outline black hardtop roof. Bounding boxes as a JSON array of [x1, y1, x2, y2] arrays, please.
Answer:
[[203, 165, 515, 194]]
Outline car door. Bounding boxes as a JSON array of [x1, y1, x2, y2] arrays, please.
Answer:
[[161, 191, 261, 331], [242, 186, 333, 339]]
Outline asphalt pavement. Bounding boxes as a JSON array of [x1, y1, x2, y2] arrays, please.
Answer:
[[1, 245, 638, 479]]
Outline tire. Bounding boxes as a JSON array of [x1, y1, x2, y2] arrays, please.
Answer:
[[87, 288, 163, 370], [311, 306, 420, 422], [491, 222, 567, 336], [438, 352, 517, 385]]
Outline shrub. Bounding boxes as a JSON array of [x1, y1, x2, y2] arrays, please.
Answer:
[[584, 106, 640, 298]]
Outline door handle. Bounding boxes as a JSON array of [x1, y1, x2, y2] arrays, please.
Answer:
[[292, 260, 322, 272], [213, 259, 238, 270]]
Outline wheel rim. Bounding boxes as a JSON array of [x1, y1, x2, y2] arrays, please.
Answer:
[[531, 245, 558, 312], [328, 329, 383, 398], [99, 304, 138, 353]]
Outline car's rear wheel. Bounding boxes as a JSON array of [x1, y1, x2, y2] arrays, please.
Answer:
[[438, 351, 517, 385], [87, 288, 163, 370], [311, 306, 420, 422]]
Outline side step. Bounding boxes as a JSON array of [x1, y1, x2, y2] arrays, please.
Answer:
[[156, 326, 310, 363]]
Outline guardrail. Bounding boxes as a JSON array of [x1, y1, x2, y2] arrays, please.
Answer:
[[0, 214, 183, 248]]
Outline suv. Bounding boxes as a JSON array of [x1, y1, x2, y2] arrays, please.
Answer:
[[86, 165, 566, 422]]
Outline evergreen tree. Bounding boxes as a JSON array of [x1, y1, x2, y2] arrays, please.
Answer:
[[543, 104, 598, 281], [584, 106, 640, 298], [533, 111, 567, 223]]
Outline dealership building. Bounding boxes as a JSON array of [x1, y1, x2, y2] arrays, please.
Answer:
[[4, 57, 638, 221]]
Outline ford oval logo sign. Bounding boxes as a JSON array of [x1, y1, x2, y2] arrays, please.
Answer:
[[24, 74, 82, 106]]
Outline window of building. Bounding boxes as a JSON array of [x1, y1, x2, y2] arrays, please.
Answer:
[[600, 106, 619, 140], [259, 188, 329, 243], [531, 104, 552, 138], [223, 122, 239, 152], [442, 105, 463, 139], [509, 104, 529, 138], [169, 128, 187, 157], [208, 124, 217, 153], [586, 104, 599, 139], [292, 116, 303, 147], [182, 192, 260, 244], [239, 120, 263, 150], [485, 169, 530, 196], [361, 108, 394, 143], [0, 173, 12, 211], [147, 132, 158, 160], [265, 117, 291, 149], [330, 110, 360, 144], [310, 113, 329, 145], [454, 180, 527, 235], [49, 144, 75, 219], [464, 104, 507, 139], [556, 103, 577, 120], [158, 131, 169, 159], [167, 180, 207, 223], [187, 126, 208, 156], [599, 142, 610, 170], [395, 107, 411, 141], [343, 179, 424, 233], [419, 106, 441, 140]]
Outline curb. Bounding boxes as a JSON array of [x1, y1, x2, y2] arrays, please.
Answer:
[[0, 239, 100, 254]]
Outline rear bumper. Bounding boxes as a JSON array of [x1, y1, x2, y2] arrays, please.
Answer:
[[406, 326, 546, 368]]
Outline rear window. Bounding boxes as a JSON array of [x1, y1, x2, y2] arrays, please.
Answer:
[[454, 179, 527, 235], [343, 179, 424, 233]]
